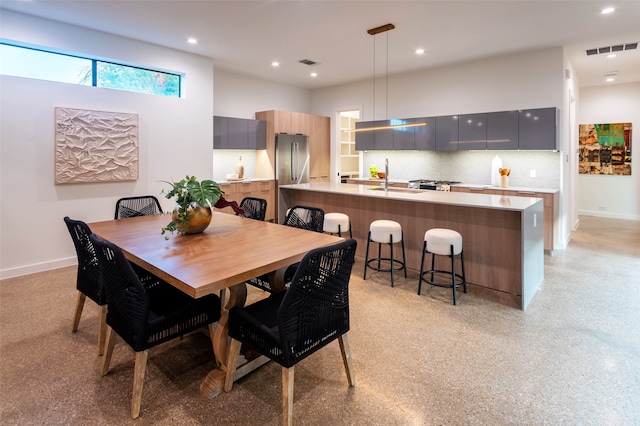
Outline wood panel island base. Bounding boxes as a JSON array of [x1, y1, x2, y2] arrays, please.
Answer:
[[280, 183, 545, 310]]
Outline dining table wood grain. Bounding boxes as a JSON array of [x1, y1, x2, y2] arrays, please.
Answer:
[[89, 212, 344, 398]]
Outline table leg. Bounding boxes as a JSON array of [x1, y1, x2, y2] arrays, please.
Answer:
[[200, 268, 289, 398], [200, 282, 247, 398]]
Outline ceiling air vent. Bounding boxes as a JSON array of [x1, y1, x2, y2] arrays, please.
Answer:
[[586, 42, 638, 55], [299, 59, 319, 66]]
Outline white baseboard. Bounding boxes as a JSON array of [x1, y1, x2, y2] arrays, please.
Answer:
[[0, 257, 76, 280], [578, 210, 640, 221]]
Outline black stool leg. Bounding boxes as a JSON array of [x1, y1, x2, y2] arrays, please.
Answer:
[[418, 241, 427, 295], [450, 244, 457, 305], [363, 231, 371, 280], [461, 250, 467, 293], [389, 234, 394, 287], [401, 233, 407, 278]]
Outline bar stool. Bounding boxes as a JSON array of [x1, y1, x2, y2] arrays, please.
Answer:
[[418, 228, 467, 305], [323, 212, 352, 238], [364, 220, 407, 287]]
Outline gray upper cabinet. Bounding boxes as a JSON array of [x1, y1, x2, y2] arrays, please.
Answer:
[[247, 119, 266, 150], [213, 116, 266, 150], [374, 120, 394, 150], [487, 110, 519, 150], [458, 113, 487, 150], [435, 115, 459, 151], [392, 118, 415, 150], [355, 121, 375, 150], [414, 117, 436, 150], [227, 117, 249, 149], [213, 116, 228, 149], [518, 107, 557, 150]]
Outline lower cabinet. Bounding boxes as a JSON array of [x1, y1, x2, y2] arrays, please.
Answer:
[[451, 186, 558, 253], [217, 180, 276, 222]]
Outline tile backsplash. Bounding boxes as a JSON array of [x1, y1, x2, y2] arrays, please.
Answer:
[[363, 150, 561, 189]]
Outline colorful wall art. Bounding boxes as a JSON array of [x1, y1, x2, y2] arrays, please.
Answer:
[[55, 107, 139, 184], [578, 122, 632, 175]]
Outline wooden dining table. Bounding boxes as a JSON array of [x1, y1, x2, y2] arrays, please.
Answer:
[[88, 212, 343, 398]]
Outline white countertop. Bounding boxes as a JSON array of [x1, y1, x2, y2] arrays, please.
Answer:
[[280, 182, 542, 212]]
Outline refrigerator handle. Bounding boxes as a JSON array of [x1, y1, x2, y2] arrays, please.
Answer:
[[290, 142, 294, 181]]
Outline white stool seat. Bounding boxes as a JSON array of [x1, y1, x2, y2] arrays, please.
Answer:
[[424, 228, 462, 255], [323, 213, 350, 235], [370, 220, 402, 243]]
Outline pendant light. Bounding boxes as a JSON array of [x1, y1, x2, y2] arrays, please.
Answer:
[[354, 23, 427, 133]]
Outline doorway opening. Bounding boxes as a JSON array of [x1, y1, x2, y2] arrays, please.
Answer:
[[338, 110, 361, 182]]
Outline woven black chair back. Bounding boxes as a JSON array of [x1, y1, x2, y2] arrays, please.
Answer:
[[115, 196, 163, 219], [239, 197, 267, 221], [229, 238, 357, 368], [63, 217, 104, 305], [283, 205, 325, 233], [89, 234, 221, 352]]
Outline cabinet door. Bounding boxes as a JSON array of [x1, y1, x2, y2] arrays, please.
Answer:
[[309, 115, 330, 182], [355, 121, 375, 150], [248, 119, 266, 150], [458, 113, 487, 150], [392, 118, 415, 150], [227, 117, 249, 149], [487, 110, 519, 150], [519, 107, 557, 150], [213, 116, 228, 149], [374, 120, 393, 150], [435, 115, 459, 151], [414, 117, 436, 150]]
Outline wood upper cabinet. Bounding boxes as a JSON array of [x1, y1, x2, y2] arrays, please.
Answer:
[[435, 115, 459, 151], [309, 115, 330, 182], [487, 110, 519, 150], [518, 107, 557, 150], [458, 113, 487, 150]]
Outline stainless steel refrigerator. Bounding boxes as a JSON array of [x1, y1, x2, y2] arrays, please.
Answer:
[[276, 133, 309, 222]]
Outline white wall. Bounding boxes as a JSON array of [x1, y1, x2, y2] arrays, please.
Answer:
[[577, 82, 640, 220], [0, 11, 215, 278]]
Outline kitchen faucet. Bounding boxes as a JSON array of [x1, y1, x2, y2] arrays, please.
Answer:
[[384, 158, 389, 189]]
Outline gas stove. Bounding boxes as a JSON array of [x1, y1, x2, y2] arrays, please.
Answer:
[[407, 179, 462, 191]]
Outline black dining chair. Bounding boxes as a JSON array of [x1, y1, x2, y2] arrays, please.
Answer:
[[89, 234, 221, 419], [244, 205, 325, 293], [283, 205, 325, 232], [224, 239, 357, 426], [238, 196, 267, 221], [64, 216, 107, 355], [114, 195, 163, 219]]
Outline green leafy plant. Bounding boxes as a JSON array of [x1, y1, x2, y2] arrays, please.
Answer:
[[160, 175, 222, 237]]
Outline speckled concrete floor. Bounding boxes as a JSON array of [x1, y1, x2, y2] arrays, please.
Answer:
[[1, 215, 639, 425]]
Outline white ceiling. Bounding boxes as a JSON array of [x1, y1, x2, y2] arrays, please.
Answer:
[[2, 1, 639, 90]]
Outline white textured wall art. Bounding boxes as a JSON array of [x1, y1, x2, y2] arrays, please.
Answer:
[[55, 107, 139, 184]]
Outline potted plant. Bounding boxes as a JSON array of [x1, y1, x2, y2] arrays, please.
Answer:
[[161, 175, 222, 237]]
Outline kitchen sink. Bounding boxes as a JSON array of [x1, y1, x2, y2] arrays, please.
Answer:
[[368, 186, 423, 194]]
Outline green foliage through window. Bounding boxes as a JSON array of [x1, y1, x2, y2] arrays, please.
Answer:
[[1, 42, 181, 98]]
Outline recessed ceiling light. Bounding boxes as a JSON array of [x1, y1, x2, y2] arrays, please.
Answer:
[[601, 7, 615, 14], [310, 72, 318, 77], [606, 77, 615, 82], [607, 53, 617, 58], [187, 38, 198, 44], [271, 61, 280, 67], [415, 48, 425, 55]]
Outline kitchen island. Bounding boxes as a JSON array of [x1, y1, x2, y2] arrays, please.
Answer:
[[279, 182, 544, 310]]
